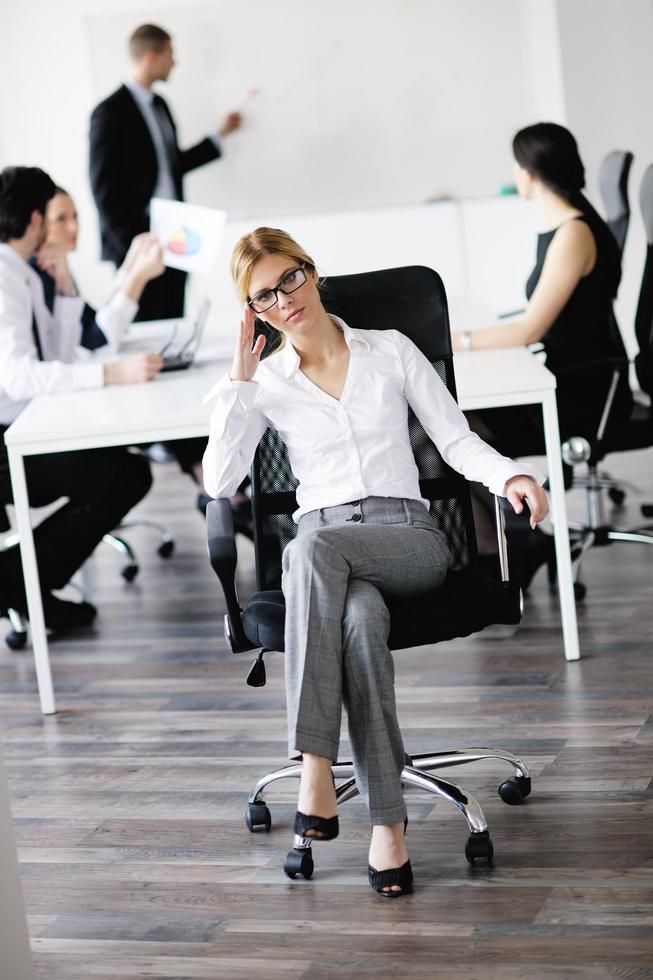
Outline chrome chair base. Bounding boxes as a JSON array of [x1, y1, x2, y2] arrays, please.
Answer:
[[104, 520, 175, 582], [245, 747, 531, 877], [566, 456, 653, 600]]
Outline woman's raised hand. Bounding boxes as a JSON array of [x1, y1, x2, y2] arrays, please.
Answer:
[[230, 306, 266, 382]]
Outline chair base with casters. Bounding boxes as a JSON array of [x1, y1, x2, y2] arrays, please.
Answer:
[[562, 421, 653, 601], [103, 520, 175, 582], [247, 749, 532, 879]]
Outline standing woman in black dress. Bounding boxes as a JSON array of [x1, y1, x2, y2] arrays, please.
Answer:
[[452, 122, 633, 583]]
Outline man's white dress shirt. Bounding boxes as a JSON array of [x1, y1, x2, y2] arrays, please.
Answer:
[[202, 318, 541, 521], [0, 244, 136, 426]]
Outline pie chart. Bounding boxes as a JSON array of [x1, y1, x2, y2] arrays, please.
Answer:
[[167, 225, 202, 256]]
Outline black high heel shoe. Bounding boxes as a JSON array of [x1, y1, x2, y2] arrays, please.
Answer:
[[293, 811, 339, 840], [368, 860, 413, 898], [293, 772, 339, 841], [368, 816, 411, 897]]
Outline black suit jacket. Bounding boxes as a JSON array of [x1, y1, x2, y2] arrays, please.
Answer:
[[89, 84, 221, 265]]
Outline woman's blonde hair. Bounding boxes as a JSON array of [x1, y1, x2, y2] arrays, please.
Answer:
[[230, 227, 317, 305], [230, 228, 319, 355]]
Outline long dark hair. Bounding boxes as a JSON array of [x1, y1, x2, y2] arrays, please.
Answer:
[[513, 122, 620, 294]]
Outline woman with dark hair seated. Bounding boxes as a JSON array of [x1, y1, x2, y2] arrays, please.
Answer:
[[203, 227, 549, 897], [452, 122, 633, 585]]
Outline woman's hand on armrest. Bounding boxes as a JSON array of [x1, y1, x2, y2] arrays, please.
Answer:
[[505, 475, 549, 528], [230, 305, 265, 382]]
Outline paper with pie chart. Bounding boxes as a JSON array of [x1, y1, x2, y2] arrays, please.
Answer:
[[151, 199, 227, 274]]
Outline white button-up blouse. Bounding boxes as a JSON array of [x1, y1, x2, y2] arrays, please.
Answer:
[[202, 318, 540, 522]]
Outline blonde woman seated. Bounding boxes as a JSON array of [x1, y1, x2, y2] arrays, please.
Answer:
[[203, 228, 549, 897]]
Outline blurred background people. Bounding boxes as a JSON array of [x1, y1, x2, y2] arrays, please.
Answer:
[[89, 22, 242, 321]]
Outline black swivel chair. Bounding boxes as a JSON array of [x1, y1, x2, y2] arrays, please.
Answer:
[[207, 266, 535, 881], [560, 165, 653, 595]]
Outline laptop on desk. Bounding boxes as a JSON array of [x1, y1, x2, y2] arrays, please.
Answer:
[[159, 298, 211, 372]]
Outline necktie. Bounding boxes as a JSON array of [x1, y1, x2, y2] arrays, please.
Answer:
[[151, 96, 178, 171]]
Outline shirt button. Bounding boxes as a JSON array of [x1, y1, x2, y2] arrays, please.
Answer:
[[351, 513, 362, 522]]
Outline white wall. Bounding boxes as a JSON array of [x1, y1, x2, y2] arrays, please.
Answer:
[[0, 0, 651, 354], [0, 0, 533, 257]]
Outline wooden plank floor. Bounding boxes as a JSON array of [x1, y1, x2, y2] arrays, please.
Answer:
[[1, 449, 652, 980]]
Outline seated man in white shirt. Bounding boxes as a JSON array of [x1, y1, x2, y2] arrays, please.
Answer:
[[0, 166, 163, 631]]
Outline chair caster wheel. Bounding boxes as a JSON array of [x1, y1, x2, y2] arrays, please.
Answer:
[[158, 540, 174, 559], [6, 630, 27, 650], [245, 802, 271, 832], [608, 487, 625, 506], [121, 564, 139, 582], [465, 831, 494, 866], [284, 847, 314, 880], [574, 581, 586, 601], [642, 504, 653, 518], [498, 775, 531, 805]]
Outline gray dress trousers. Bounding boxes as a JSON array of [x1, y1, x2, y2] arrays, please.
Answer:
[[281, 495, 451, 825]]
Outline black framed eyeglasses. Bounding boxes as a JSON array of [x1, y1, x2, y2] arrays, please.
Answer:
[[248, 263, 307, 314]]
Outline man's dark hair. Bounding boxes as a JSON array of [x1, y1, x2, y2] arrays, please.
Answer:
[[129, 23, 171, 60], [0, 166, 56, 242]]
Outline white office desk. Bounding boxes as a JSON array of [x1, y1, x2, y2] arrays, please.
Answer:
[[454, 347, 579, 667], [5, 345, 579, 715]]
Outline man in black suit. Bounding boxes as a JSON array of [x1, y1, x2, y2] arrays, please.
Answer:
[[89, 23, 241, 321]]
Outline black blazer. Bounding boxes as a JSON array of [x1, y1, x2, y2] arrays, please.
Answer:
[[89, 84, 221, 265]]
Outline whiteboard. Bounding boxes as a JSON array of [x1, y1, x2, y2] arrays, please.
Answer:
[[84, 0, 534, 220]]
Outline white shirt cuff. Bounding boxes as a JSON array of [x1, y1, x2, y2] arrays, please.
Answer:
[[202, 373, 258, 406], [493, 461, 546, 497], [71, 362, 105, 391]]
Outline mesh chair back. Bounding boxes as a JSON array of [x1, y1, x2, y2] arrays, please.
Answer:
[[250, 267, 478, 591], [599, 150, 634, 255], [635, 164, 653, 399]]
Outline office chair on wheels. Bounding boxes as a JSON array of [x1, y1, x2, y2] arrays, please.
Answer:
[[580, 149, 637, 508], [559, 164, 653, 595], [207, 266, 535, 880]]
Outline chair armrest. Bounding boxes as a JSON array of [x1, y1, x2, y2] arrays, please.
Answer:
[[206, 498, 255, 653], [494, 496, 532, 585]]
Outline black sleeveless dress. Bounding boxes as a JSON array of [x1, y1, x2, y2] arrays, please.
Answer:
[[475, 212, 632, 452]]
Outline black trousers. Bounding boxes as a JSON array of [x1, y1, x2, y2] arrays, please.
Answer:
[[0, 433, 152, 605], [134, 267, 187, 321]]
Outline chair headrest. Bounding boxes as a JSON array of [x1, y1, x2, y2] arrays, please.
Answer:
[[640, 164, 653, 245], [599, 150, 634, 221]]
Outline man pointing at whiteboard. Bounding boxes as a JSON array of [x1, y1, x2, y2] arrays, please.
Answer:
[[89, 23, 242, 321]]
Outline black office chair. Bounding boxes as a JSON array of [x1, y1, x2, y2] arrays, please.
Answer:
[[560, 165, 653, 597], [207, 266, 535, 881], [599, 150, 634, 255]]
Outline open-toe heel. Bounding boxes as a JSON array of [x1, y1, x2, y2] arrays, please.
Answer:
[[293, 811, 339, 840], [368, 860, 413, 898]]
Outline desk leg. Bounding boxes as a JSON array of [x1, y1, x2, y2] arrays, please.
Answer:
[[542, 393, 581, 662], [6, 449, 56, 714]]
